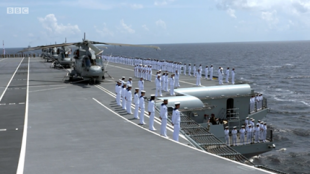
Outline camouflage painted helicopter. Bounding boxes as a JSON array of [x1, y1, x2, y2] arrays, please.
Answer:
[[24, 33, 160, 84]]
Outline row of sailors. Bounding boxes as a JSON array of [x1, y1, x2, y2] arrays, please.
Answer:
[[224, 121, 268, 146], [249, 94, 264, 113], [114, 79, 182, 141], [104, 55, 237, 84]]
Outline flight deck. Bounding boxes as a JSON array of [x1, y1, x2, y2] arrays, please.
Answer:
[[0, 57, 273, 174]]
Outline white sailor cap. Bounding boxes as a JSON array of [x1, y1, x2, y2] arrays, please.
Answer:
[[118, 80, 122, 83], [233, 126, 237, 129], [141, 90, 146, 93], [249, 124, 252, 127], [127, 85, 132, 87], [258, 120, 261, 122], [241, 125, 245, 128], [174, 102, 180, 105], [129, 77, 132, 79], [159, 70, 162, 72], [122, 76, 125, 78], [150, 94, 155, 97], [256, 123, 260, 126], [135, 88, 139, 90], [251, 118, 255, 121], [225, 126, 229, 129]]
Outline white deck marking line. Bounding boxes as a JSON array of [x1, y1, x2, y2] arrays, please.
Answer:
[[0, 58, 24, 102], [0, 58, 7, 62], [92, 98, 273, 174], [0, 103, 6, 105], [94, 85, 185, 139], [16, 128, 18, 130], [17, 57, 30, 174], [108, 64, 199, 86], [29, 86, 66, 93], [9, 103, 16, 105], [0, 129, 7, 131]]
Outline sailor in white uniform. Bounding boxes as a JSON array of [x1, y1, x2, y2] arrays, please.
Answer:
[[172, 102, 181, 141], [155, 75, 162, 97], [125, 85, 133, 114], [133, 88, 140, 119], [115, 80, 122, 106], [193, 64, 197, 77], [247, 125, 252, 144], [148, 94, 156, 131], [188, 64, 191, 76], [121, 83, 127, 110], [160, 99, 168, 137], [218, 67, 223, 85], [205, 66, 209, 79], [254, 123, 260, 143], [127, 77, 133, 86], [183, 63, 187, 75], [121, 76, 126, 86], [224, 126, 230, 146], [169, 74, 175, 96], [239, 125, 246, 145], [209, 65, 214, 80], [196, 69, 201, 86], [174, 70, 180, 87], [139, 90, 146, 125], [164, 73, 169, 92], [138, 78, 144, 96], [162, 73, 166, 91], [231, 68, 235, 84], [232, 126, 237, 146], [263, 122, 267, 142], [225, 67, 230, 83]]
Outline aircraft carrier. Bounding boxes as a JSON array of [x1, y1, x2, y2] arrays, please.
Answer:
[[0, 56, 278, 174]]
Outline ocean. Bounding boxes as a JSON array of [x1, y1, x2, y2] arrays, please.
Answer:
[[4, 41, 310, 173]]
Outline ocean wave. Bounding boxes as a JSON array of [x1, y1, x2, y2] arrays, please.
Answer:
[[285, 76, 310, 79], [292, 129, 310, 137]]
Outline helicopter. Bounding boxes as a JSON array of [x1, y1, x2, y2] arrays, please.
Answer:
[[23, 33, 160, 84]]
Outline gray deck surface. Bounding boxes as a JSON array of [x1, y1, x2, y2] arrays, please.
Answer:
[[0, 57, 272, 174]]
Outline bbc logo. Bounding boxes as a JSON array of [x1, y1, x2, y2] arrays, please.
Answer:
[[7, 7, 29, 14]]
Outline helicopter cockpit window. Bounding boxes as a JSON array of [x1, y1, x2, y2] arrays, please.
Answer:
[[96, 58, 103, 66]]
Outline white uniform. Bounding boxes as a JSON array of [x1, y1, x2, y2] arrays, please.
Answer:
[[148, 100, 156, 131], [139, 96, 145, 124], [165, 74, 169, 91], [155, 78, 162, 97], [263, 124, 267, 142], [127, 80, 132, 86], [193, 66, 197, 77], [116, 85, 122, 106], [209, 66, 213, 80], [205, 67, 209, 79], [196, 71, 201, 86], [121, 87, 127, 110], [183, 64, 186, 75], [225, 69, 229, 83], [169, 77, 175, 95], [172, 108, 181, 141], [175, 71, 180, 87], [232, 129, 237, 146], [254, 126, 260, 143], [160, 103, 168, 137], [239, 128, 245, 145], [224, 129, 230, 145], [218, 69, 223, 85], [134, 92, 139, 119], [247, 127, 252, 144], [188, 65, 191, 76], [231, 70, 235, 84], [138, 80, 144, 95], [126, 89, 132, 114]]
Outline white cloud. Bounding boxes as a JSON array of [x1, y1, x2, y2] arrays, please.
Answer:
[[28, 33, 34, 37], [261, 10, 278, 23], [156, 19, 166, 29], [154, 0, 175, 6], [142, 24, 149, 31], [131, 4, 143, 9], [226, 8, 236, 18], [38, 14, 80, 35], [120, 19, 135, 34], [94, 23, 114, 37]]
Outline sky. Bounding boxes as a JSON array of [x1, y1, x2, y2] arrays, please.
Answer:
[[1, 0, 310, 47]]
